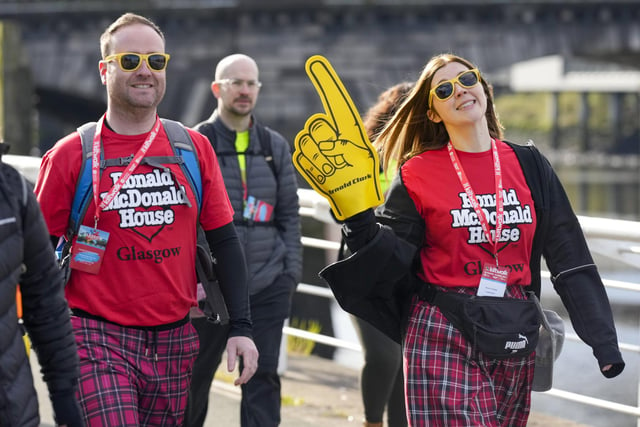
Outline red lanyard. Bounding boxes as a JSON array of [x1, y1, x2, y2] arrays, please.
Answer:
[[91, 115, 161, 226], [447, 139, 504, 265]]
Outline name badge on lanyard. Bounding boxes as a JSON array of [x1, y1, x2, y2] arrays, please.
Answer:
[[478, 264, 509, 297], [69, 225, 110, 274], [447, 139, 509, 297], [70, 115, 161, 275]]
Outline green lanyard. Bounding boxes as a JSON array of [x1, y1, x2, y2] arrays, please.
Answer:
[[235, 130, 250, 202], [235, 130, 250, 184]]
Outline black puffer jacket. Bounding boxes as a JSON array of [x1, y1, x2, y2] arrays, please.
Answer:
[[0, 157, 80, 426], [195, 111, 302, 296]]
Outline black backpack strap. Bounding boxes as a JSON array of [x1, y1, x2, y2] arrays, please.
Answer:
[[199, 120, 277, 179], [73, 120, 203, 234], [100, 155, 183, 168], [161, 118, 202, 214], [256, 124, 276, 177], [72, 122, 99, 239], [197, 122, 216, 148]]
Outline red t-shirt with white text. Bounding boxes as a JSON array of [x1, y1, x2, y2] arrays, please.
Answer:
[[35, 123, 233, 326], [401, 140, 537, 287]]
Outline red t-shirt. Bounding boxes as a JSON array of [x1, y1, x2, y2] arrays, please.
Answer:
[[401, 140, 537, 288], [35, 122, 233, 326]]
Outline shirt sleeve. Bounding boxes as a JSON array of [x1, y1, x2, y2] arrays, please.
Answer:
[[188, 129, 234, 230], [34, 133, 84, 238], [204, 223, 253, 338]]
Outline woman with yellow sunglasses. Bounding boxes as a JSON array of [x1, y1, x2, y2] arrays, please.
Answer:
[[320, 53, 624, 426]]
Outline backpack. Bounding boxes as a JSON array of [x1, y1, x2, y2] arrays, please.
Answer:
[[59, 119, 229, 324], [196, 121, 277, 177], [68, 119, 203, 238]]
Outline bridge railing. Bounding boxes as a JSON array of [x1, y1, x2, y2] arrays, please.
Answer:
[[290, 188, 640, 424], [4, 153, 638, 422]]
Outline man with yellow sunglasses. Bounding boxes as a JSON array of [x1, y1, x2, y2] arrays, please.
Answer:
[[35, 12, 258, 426]]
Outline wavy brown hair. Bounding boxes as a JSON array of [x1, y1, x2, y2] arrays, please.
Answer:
[[363, 81, 414, 143], [375, 53, 503, 171]]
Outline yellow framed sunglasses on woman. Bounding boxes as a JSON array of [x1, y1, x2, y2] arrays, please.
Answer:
[[428, 68, 480, 107]]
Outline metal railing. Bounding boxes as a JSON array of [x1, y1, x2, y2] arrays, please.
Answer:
[[5, 153, 637, 422], [289, 188, 640, 425]]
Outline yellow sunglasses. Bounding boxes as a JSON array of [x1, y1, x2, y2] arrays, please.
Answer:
[[103, 52, 170, 72], [428, 69, 480, 107]]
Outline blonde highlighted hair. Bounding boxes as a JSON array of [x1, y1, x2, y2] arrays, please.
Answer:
[[375, 53, 503, 172]]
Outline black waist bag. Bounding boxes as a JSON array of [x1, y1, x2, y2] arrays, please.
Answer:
[[420, 286, 541, 359]]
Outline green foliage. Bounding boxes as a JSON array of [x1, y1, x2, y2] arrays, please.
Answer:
[[495, 91, 638, 136], [495, 91, 639, 153], [495, 92, 552, 132]]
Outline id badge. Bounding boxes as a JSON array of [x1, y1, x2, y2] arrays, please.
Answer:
[[69, 225, 109, 275], [477, 264, 509, 297], [243, 195, 256, 220], [243, 195, 274, 222]]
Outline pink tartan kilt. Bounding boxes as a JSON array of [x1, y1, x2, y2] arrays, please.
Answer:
[[403, 286, 535, 427], [71, 315, 199, 426]]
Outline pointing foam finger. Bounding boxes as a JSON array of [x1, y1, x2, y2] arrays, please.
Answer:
[[306, 55, 365, 144]]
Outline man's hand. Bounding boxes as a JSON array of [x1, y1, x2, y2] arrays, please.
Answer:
[[293, 55, 383, 221], [225, 336, 259, 386]]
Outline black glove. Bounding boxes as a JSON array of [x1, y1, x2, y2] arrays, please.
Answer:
[[342, 208, 379, 253], [601, 361, 625, 379], [51, 391, 85, 427]]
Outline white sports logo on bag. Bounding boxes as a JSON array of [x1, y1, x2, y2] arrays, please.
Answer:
[[504, 333, 529, 351]]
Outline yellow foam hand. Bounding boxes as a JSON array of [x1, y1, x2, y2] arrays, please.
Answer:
[[293, 55, 383, 221]]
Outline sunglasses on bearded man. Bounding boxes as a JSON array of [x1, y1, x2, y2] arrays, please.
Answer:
[[428, 69, 480, 107], [102, 52, 171, 72]]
